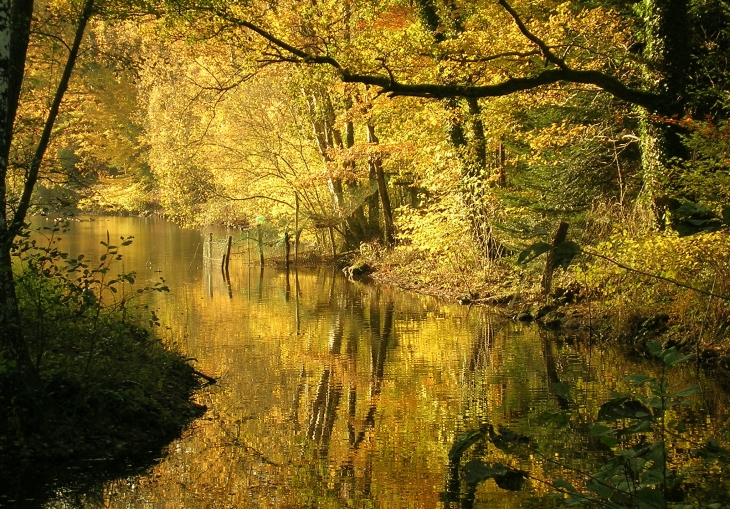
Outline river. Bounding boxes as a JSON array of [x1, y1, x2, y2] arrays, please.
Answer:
[[16, 216, 730, 508]]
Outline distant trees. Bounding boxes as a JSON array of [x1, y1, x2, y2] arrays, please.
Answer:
[[135, 8, 403, 252]]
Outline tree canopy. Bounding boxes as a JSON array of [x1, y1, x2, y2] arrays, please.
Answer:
[[1, 0, 730, 375]]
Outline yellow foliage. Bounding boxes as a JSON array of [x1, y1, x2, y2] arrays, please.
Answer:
[[396, 194, 471, 258], [583, 230, 730, 336]]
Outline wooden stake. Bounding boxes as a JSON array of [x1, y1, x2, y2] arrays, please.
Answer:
[[542, 221, 569, 296], [224, 235, 232, 271], [257, 224, 265, 266], [284, 231, 291, 271]]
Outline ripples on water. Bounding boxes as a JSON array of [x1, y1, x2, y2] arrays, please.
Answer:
[[16, 217, 729, 508]]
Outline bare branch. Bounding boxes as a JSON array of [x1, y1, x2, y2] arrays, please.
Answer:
[[498, 0, 567, 70], [10, 0, 95, 238], [221, 193, 295, 209], [31, 30, 72, 52], [211, 6, 341, 68], [341, 68, 662, 110]]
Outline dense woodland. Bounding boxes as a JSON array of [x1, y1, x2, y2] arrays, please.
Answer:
[[0, 0, 729, 371], [0, 0, 728, 367], [1, 0, 730, 506]]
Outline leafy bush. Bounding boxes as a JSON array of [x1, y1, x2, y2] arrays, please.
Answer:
[[0, 222, 204, 462], [583, 230, 730, 347]]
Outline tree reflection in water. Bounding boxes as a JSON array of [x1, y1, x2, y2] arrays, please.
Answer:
[[25, 217, 730, 509]]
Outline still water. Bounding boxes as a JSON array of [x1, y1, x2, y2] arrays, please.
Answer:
[[28, 216, 730, 508]]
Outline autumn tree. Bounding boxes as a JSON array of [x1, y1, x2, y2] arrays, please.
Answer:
[[60, 20, 154, 214], [413, 0, 507, 260], [172, 0, 727, 233], [133, 1, 404, 253], [0, 0, 95, 376]]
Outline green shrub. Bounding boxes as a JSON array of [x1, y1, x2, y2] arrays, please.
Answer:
[[0, 222, 204, 462]]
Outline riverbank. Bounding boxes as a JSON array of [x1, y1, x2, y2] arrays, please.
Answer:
[[0, 323, 206, 464], [353, 235, 730, 377], [0, 321, 207, 507], [0, 224, 210, 506]]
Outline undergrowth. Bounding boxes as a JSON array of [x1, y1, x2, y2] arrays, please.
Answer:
[[364, 199, 730, 362], [0, 222, 205, 465]]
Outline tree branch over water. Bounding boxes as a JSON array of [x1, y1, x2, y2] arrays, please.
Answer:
[[204, 0, 665, 112]]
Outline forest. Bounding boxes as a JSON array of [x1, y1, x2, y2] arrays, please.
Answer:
[[1, 0, 730, 506], [4, 0, 728, 346]]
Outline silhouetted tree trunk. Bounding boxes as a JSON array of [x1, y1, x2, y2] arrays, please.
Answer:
[[0, 0, 94, 378], [639, 0, 691, 228]]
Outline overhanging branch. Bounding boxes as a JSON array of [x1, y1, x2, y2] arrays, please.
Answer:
[[340, 68, 662, 110], [9, 0, 95, 239], [205, 4, 665, 112], [498, 0, 567, 70]]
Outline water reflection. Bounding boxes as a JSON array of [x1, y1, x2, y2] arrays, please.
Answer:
[[3, 446, 175, 508], [17, 217, 730, 508]]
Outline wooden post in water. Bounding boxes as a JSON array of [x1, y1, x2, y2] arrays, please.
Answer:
[[328, 226, 336, 259], [257, 224, 265, 266], [222, 235, 232, 272], [284, 231, 291, 271], [207, 232, 213, 260]]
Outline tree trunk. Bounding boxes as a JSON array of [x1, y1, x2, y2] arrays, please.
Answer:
[[639, 118, 685, 228], [0, 0, 33, 169], [0, 244, 32, 374], [307, 90, 368, 247], [328, 226, 337, 258], [366, 125, 394, 246], [0, 0, 94, 374], [0, 1, 33, 375], [341, 97, 370, 242], [639, 0, 690, 228], [454, 98, 506, 260], [284, 231, 290, 270], [367, 164, 381, 239], [414, 5, 506, 259]]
